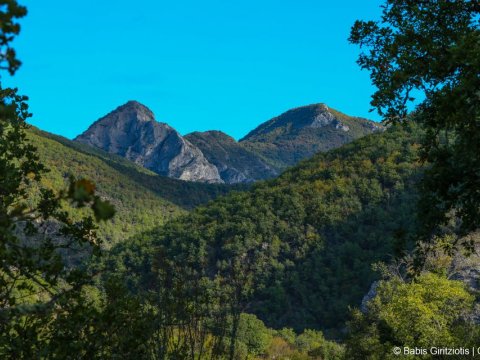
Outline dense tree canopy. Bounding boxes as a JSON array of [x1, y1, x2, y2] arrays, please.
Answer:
[[121, 124, 422, 341], [345, 272, 478, 359], [350, 0, 480, 244]]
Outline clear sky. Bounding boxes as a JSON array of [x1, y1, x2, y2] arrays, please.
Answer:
[[6, 0, 384, 140]]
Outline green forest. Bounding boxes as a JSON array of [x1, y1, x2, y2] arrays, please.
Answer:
[[1, 1, 479, 359], [27, 127, 243, 244]]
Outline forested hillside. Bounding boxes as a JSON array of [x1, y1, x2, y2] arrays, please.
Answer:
[[4, 0, 479, 358], [105, 123, 423, 337], [27, 128, 242, 244]]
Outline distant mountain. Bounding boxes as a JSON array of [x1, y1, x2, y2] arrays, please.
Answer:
[[240, 103, 384, 170], [185, 130, 278, 183], [29, 127, 241, 245], [75, 101, 222, 183], [75, 101, 383, 184]]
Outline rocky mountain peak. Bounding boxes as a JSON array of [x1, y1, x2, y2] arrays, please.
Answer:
[[108, 100, 156, 124], [239, 103, 384, 170], [241, 103, 356, 141], [75, 102, 222, 183], [75, 101, 383, 185], [310, 105, 349, 131]]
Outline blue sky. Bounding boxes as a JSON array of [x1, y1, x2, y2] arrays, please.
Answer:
[[6, 0, 384, 140]]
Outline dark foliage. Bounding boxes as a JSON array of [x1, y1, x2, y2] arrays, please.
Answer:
[[350, 0, 480, 247]]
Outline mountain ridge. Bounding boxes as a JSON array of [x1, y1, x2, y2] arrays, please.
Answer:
[[75, 101, 384, 184], [239, 103, 384, 170], [239, 103, 380, 140]]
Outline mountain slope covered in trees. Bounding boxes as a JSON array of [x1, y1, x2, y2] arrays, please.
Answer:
[[104, 124, 422, 337], [28, 128, 241, 244]]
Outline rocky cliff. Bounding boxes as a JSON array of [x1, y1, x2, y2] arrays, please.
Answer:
[[75, 101, 223, 183], [185, 130, 277, 183], [76, 101, 384, 184]]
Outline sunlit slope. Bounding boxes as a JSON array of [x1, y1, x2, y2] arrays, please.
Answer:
[[28, 128, 240, 244]]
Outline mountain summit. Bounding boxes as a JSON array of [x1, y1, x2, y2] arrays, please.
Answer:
[[75, 101, 383, 184], [241, 103, 348, 138], [75, 101, 223, 183], [240, 103, 384, 169]]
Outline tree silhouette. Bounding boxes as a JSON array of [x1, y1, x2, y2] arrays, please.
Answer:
[[0, 1, 115, 357]]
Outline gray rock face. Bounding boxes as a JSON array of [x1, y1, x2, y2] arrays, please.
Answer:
[[450, 240, 480, 323], [75, 101, 223, 183], [360, 281, 380, 313], [185, 130, 278, 184], [75, 101, 383, 184], [310, 105, 349, 131]]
